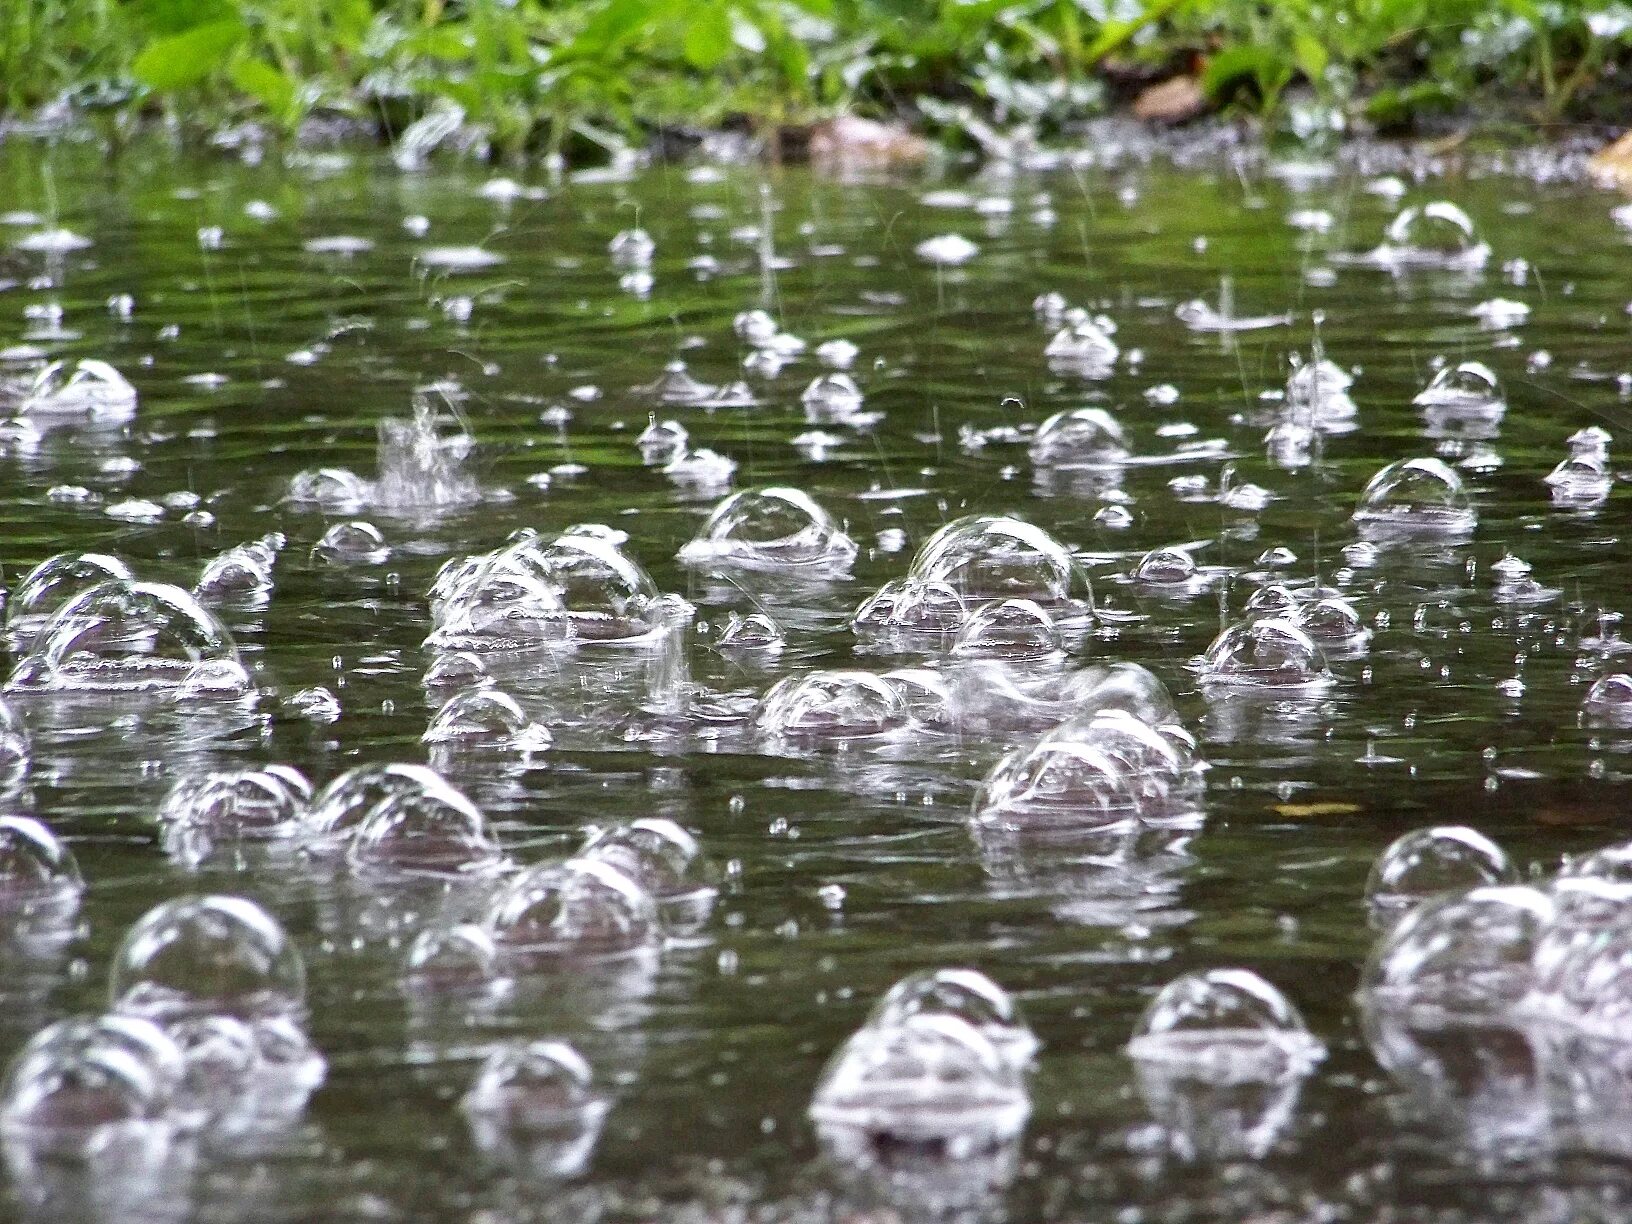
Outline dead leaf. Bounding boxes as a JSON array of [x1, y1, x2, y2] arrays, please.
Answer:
[[1591, 130, 1632, 189], [1133, 76, 1207, 125], [806, 115, 931, 169], [1273, 801, 1362, 819]]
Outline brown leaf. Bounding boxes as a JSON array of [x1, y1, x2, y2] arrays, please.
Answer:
[[1133, 76, 1207, 125], [1591, 130, 1632, 190], [806, 115, 932, 168]]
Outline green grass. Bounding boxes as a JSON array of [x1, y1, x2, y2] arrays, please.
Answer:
[[6, 1, 1632, 158]]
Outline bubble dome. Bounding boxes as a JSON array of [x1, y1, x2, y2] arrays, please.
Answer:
[[759, 670, 909, 740], [461, 1039, 610, 1178], [972, 732, 1140, 834], [4, 552, 134, 644], [1199, 618, 1331, 688], [20, 358, 137, 418], [1028, 408, 1128, 467], [1360, 885, 1554, 1012], [866, 969, 1037, 1067], [950, 599, 1063, 659], [1351, 457, 1476, 537], [1366, 827, 1515, 921], [852, 577, 969, 641], [404, 923, 505, 990], [156, 768, 309, 842], [285, 466, 371, 512], [0, 1014, 183, 1147], [908, 515, 1091, 609], [483, 858, 659, 960], [194, 536, 281, 604], [1293, 595, 1370, 650], [110, 894, 307, 1024], [677, 487, 857, 576], [5, 579, 251, 696], [579, 818, 716, 934], [801, 372, 864, 420], [1128, 969, 1324, 1080], [422, 688, 552, 750], [312, 520, 389, 565], [1412, 360, 1504, 412], [808, 1013, 1030, 1145], [1378, 200, 1490, 270], [345, 780, 507, 879], [0, 815, 82, 907], [1043, 318, 1119, 370], [301, 762, 453, 847], [1132, 547, 1198, 586], [716, 611, 785, 651]]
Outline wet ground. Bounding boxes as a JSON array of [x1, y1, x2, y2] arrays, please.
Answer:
[[3, 133, 1632, 1220]]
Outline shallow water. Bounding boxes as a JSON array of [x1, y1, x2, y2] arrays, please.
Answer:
[[3, 135, 1632, 1220]]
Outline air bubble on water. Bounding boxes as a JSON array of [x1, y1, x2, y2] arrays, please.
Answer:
[[1033, 292, 1068, 324], [1132, 547, 1198, 586], [1545, 450, 1613, 505], [809, 1013, 1029, 1146], [1174, 288, 1290, 333], [284, 685, 341, 723], [1199, 618, 1331, 689], [609, 228, 654, 267], [111, 895, 308, 1026], [300, 762, 450, 849], [635, 361, 717, 406], [580, 818, 717, 935], [716, 611, 785, 652], [733, 309, 805, 355], [346, 778, 508, 880], [801, 373, 864, 420], [636, 417, 688, 463], [973, 732, 1139, 834], [852, 577, 969, 644], [1352, 457, 1476, 537], [1413, 360, 1504, 413], [909, 515, 1091, 612], [664, 446, 737, 492], [462, 1039, 609, 1178], [1029, 408, 1128, 468], [950, 599, 1062, 660], [5, 552, 133, 646], [678, 487, 857, 576], [882, 667, 955, 729], [1366, 827, 1515, 924], [312, 521, 389, 565], [403, 923, 506, 992], [423, 688, 552, 751], [1044, 318, 1119, 374], [285, 466, 371, 513], [1583, 673, 1632, 725], [1128, 969, 1324, 1079], [1470, 298, 1530, 329], [194, 535, 281, 605], [0, 816, 81, 913], [1294, 595, 1370, 651], [483, 857, 659, 961], [866, 970, 1037, 1068], [915, 234, 979, 266], [6, 579, 251, 697], [13, 227, 92, 254], [1568, 426, 1611, 461], [1361, 885, 1553, 1011], [19, 359, 136, 419], [1372, 201, 1490, 270], [0, 1014, 183, 1151], [816, 339, 859, 368], [156, 768, 309, 843], [759, 671, 909, 740]]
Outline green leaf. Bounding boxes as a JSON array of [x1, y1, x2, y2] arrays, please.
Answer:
[[682, 4, 734, 68], [129, 0, 237, 37], [228, 56, 296, 116], [1200, 44, 1291, 103], [131, 18, 245, 91], [1292, 30, 1330, 83]]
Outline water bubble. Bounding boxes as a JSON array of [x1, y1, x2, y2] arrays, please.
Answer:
[[636, 417, 688, 463], [909, 515, 1090, 610], [1293, 595, 1370, 651], [404, 923, 505, 992], [110, 895, 307, 1025], [608, 228, 654, 267], [716, 611, 785, 652], [1351, 457, 1476, 537], [346, 779, 507, 880], [301, 762, 450, 847], [678, 487, 857, 576], [1583, 673, 1632, 725], [6, 580, 251, 697], [1366, 827, 1515, 923], [156, 768, 309, 843], [809, 1013, 1029, 1146], [1029, 408, 1128, 467], [1128, 969, 1324, 1079], [424, 688, 551, 750], [852, 577, 969, 645], [1285, 357, 1354, 414], [5, 552, 134, 644], [801, 373, 863, 420], [1376, 201, 1490, 270], [286, 466, 371, 512], [1132, 547, 1198, 586], [759, 670, 908, 740], [816, 338, 859, 368], [882, 666, 955, 729], [483, 858, 659, 961], [1412, 360, 1504, 413], [580, 818, 716, 935], [1199, 618, 1331, 688], [635, 360, 717, 406], [973, 733, 1138, 834], [1545, 451, 1613, 505], [1361, 885, 1553, 1011], [0, 1015, 183, 1150], [462, 1040, 609, 1179], [19, 359, 136, 419], [915, 234, 979, 266], [1568, 426, 1611, 461], [866, 970, 1037, 1068], [0, 816, 81, 911], [950, 599, 1062, 660], [1470, 298, 1530, 329], [733, 309, 804, 354], [1044, 318, 1118, 373], [194, 536, 280, 605], [312, 521, 389, 565]]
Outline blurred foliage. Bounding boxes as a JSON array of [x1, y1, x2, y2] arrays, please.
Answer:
[[6, 0, 1632, 154]]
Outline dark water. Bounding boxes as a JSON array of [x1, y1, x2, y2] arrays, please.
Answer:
[[2, 134, 1632, 1221]]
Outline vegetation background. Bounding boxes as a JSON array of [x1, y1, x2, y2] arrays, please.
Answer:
[[6, 1, 1632, 157]]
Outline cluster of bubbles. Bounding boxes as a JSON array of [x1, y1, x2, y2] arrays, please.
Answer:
[[0, 894, 321, 1178]]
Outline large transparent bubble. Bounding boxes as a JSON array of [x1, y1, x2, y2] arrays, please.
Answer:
[[1128, 969, 1324, 1080], [193, 535, 281, 606], [1365, 827, 1514, 925], [1412, 360, 1504, 413], [0, 1015, 182, 1149], [403, 923, 506, 993], [950, 599, 1062, 660], [1043, 317, 1118, 374], [301, 762, 451, 848], [6, 580, 251, 696], [866, 970, 1037, 1068], [1199, 618, 1331, 688], [808, 1013, 1030, 1146], [677, 487, 857, 576], [155, 768, 309, 842], [758, 670, 909, 740], [110, 895, 307, 1024], [1028, 408, 1128, 467], [285, 466, 371, 512], [1360, 885, 1553, 1012], [1292, 594, 1370, 653], [1374, 201, 1490, 270], [462, 1039, 609, 1179], [483, 858, 659, 961], [579, 818, 716, 936], [346, 781, 507, 880], [851, 577, 969, 646], [972, 736, 1139, 834], [5, 552, 134, 646], [908, 515, 1091, 610], [422, 688, 552, 751], [802, 373, 864, 421], [19, 359, 137, 419], [0, 816, 81, 912], [1352, 457, 1476, 538]]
